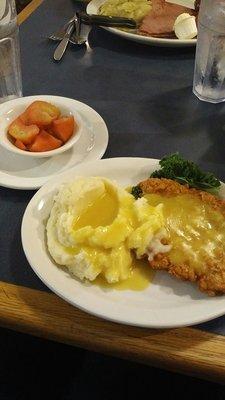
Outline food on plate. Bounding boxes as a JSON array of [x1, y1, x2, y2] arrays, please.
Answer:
[[8, 117, 39, 144], [94, 258, 154, 290], [130, 153, 224, 296], [139, 0, 195, 38], [149, 153, 221, 194], [136, 177, 225, 296], [15, 138, 27, 150], [46, 154, 225, 296], [46, 177, 170, 285], [132, 153, 221, 199], [98, 0, 200, 39], [25, 100, 60, 127], [51, 116, 76, 143], [28, 130, 62, 152], [173, 13, 197, 39], [99, 0, 152, 23], [7, 101, 77, 152]]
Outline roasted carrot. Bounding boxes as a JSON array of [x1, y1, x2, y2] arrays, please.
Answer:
[[51, 116, 76, 143]]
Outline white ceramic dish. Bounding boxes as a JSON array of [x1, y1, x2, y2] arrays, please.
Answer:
[[87, 0, 197, 47], [21, 157, 225, 328], [0, 96, 108, 190], [0, 96, 82, 158]]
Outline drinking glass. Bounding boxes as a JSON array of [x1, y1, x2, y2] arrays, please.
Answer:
[[0, 0, 22, 104], [193, 0, 225, 103]]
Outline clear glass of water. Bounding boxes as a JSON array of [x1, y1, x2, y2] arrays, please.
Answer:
[[193, 0, 225, 103], [0, 0, 22, 104]]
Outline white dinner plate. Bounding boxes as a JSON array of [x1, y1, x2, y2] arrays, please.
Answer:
[[0, 95, 108, 190], [87, 0, 197, 47], [21, 157, 225, 328]]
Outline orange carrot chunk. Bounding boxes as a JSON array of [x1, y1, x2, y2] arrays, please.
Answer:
[[29, 130, 62, 152], [19, 111, 29, 125], [8, 117, 39, 144], [25, 101, 60, 127], [51, 116, 76, 143], [15, 139, 27, 151]]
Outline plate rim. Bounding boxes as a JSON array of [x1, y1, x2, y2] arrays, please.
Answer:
[[21, 157, 225, 328], [87, 0, 197, 47], [0, 95, 109, 190]]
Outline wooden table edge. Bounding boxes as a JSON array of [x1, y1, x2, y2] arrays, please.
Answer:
[[0, 280, 225, 383], [15, 0, 225, 384], [18, 0, 43, 25]]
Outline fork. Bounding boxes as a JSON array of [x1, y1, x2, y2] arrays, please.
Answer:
[[49, 21, 91, 46], [48, 13, 88, 45], [48, 32, 79, 45]]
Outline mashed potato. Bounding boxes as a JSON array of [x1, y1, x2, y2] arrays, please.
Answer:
[[99, 0, 152, 23], [47, 177, 168, 284]]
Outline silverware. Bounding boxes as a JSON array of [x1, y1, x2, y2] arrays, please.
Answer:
[[53, 21, 75, 61], [74, 11, 81, 42], [49, 26, 91, 46], [79, 12, 137, 28], [49, 16, 91, 46], [48, 15, 77, 43], [48, 32, 78, 44], [48, 12, 136, 46], [75, 22, 92, 45]]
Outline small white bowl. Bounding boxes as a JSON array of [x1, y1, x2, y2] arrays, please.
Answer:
[[0, 95, 83, 158]]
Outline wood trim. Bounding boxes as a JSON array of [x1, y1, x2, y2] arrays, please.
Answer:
[[18, 0, 43, 25], [0, 281, 225, 383]]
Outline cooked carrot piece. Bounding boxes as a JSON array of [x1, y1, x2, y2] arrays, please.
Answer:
[[51, 116, 76, 143], [8, 117, 39, 144], [15, 139, 27, 151], [25, 101, 60, 127], [29, 130, 62, 152], [19, 111, 29, 125]]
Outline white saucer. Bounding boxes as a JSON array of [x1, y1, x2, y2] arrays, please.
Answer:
[[0, 96, 108, 190]]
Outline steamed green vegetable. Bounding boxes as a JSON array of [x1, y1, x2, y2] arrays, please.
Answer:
[[131, 185, 143, 199], [151, 153, 221, 194], [131, 153, 221, 198]]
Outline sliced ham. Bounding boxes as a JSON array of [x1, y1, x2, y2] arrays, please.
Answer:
[[139, 0, 193, 37]]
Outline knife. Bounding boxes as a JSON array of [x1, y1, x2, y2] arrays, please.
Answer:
[[53, 15, 77, 61], [79, 12, 137, 28]]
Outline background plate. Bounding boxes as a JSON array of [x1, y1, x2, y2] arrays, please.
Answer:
[[87, 0, 197, 47], [0, 96, 108, 190]]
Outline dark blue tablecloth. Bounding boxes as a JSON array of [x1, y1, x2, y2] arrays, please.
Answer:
[[1, 0, 225, 334]]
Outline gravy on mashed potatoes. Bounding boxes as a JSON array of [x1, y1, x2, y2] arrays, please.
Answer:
[[46, 177, 170, 285]]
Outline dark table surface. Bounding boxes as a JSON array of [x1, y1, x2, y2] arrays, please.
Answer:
[[1, 0, 225, 335]]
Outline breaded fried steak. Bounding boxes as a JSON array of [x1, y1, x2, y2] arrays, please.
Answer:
[[139, 178, 225, 296]]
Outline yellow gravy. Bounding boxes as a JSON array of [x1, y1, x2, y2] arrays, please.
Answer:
[[145, 193, 225, 272], [94, 258, 154, 291], [73, 187, 119, 229], [72, 184, 153, 291]]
